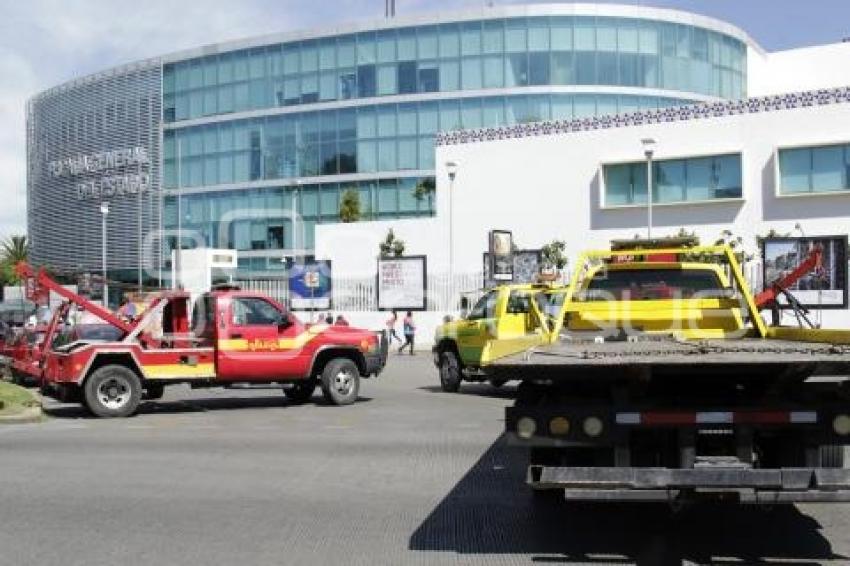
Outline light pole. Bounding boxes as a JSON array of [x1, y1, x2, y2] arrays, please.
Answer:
[[100, 202, 109, 308], [174, 139, 183, 289], [641, 138, 656, 240], [445, 161, 458, 310], [291, 178, 302, 264]]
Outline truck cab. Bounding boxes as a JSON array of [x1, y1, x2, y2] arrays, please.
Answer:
[[433, 283, 564, 392]]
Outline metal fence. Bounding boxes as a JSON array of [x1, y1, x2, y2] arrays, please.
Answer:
[[236, 272, 485, 313], [236, 259, 766, 313]]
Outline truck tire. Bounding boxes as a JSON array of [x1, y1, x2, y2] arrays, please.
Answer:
[[820, 445, 846, 468], [438, 351, 462, 393], [320, 359, 360, 406], [284, 380, 317, 403], [83, 365, 142, 418], [143, 384, 165, 401]]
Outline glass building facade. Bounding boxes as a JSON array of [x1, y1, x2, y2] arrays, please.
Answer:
[[603, 153, 743, 206], [27, 6, 752, 279], [778, 143, 850, 195], [163, 12, 747, 274]]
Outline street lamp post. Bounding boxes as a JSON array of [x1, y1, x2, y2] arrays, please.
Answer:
[[445, 162, 458, 310], [100, 202, 109, 308], [292, 178, 302, 264], [174, 139, 184, 290], [641, 138, 656, 240]]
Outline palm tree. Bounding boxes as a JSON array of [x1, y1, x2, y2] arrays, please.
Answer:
[[0, 235, 28, 285], [1, 235, 27, 266]]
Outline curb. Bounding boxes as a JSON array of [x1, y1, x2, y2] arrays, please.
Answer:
[[0, 406, 44, 425]]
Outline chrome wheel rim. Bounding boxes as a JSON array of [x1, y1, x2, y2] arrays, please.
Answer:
[[97, 376, 132, 410], [334, 368, 356, 397]]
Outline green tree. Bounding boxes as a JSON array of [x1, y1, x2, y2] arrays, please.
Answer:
[[0, 235, 28, 285], [541, 240, 568, 270], [339, 188, 361, 223], [413, 177, 436, 202], [379, 229, 406, 258]]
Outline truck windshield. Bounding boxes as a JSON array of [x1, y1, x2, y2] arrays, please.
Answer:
[[585, 268, 723, 301]]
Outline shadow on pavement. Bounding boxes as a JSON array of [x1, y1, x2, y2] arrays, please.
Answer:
[[43, 395, 373, 419], [409, 434, 844, 565], [417, 384, 518, 400]]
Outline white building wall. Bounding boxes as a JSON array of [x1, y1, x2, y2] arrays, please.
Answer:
[[749, 42, 850, 97], [317, 91, 850, 332]]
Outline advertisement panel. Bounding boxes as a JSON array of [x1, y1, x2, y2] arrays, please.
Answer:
[[377, 256, 427, 311], [288, 261, 332, 310], [762, 236, 848, 309], [489, 230, 514, 282], [483, 249, 542, 289]]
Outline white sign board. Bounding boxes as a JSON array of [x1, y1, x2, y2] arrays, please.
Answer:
[[377, 256, 427, 311]]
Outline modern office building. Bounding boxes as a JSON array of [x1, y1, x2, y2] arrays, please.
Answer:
[[27, 3, 754, 281]]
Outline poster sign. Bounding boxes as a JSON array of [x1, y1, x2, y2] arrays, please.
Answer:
[[762, 236, 848, 309], [288, 261, 332, 310], [483, 250, 542, 289], [489, 230, 514, 282], [377, 256, 427, 311]]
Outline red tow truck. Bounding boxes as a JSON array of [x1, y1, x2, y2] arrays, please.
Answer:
[[15, 263, 388, 417]]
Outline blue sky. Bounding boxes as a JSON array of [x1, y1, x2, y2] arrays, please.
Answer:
[[1, 0, 847, 239]]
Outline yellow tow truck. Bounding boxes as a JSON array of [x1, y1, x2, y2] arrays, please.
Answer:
[[441, 238, 850, 504], [433, 282, 565, 392]]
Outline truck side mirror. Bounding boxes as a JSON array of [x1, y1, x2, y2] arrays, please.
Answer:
[[278, 315, 293, 330], [460, 296, 469, 311]]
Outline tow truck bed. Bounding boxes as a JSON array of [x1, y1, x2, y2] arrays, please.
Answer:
[[487, 335, 850, 378]]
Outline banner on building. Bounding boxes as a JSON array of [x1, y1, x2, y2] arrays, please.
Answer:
[[489, 230, 514, 282], [761, 235, 848, 309], [288, 261, 332, 310], [377, 256, 427, 311]]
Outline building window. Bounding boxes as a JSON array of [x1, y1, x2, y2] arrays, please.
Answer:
[[778, 143, 850, 195], [603, 153, 742, 206]]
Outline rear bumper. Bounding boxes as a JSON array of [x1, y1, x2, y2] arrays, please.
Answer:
[[529, 465, 850, 503]]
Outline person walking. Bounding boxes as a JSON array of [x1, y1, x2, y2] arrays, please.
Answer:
[[399, 311, 416, 355], [385, 310, 403, 345]]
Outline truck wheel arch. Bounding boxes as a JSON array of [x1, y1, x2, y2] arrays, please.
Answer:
[[83, 352, 144, 385], [436, 339, 463, 366], [310, 347, 367, 378]]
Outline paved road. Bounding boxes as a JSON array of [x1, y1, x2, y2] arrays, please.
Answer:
[[1, 355, 849, 565]]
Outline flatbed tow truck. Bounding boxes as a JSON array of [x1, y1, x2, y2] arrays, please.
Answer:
[[435, 240, 850, 504], [14, 263, 388, 417]]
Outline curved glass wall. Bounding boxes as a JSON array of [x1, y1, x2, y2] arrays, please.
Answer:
[[163, 16, 747, 123], [163, 92, 691, 189]]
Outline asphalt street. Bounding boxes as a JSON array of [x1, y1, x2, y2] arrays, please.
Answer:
[[1, 355, 849, 565]]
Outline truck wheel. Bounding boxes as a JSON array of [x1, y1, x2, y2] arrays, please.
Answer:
[[439, 351, 462, 393], [143, 384, 165, 401], [820, 445, 846, 468], [284, 380, 317, 403], [83, 365, 142, 418], [320, 359, 360, 406]]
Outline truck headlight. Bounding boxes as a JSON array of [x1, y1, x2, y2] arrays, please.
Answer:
[[582, 416, 604, 438], [833, 414, 850, 436], [516, 417, 537, 439]]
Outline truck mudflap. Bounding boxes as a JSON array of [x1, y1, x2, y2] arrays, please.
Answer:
[[529, 465, 850, 503]]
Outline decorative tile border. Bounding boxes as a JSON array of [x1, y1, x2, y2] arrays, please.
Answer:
[[435, 86, 850, 147]]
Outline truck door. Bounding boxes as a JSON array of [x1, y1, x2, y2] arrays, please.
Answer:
[[216, 296, 307, 380], [454, 289, 499, 366]]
